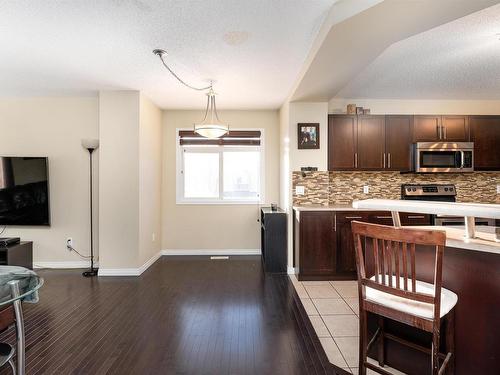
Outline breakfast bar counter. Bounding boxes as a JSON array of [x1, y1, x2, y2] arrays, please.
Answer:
[[351, 199, 500, 375]]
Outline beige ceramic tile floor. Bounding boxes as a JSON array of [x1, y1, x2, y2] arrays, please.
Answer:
[[289, 275, 404, 375]]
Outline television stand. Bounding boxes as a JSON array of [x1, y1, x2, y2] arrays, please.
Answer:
[[0, 241, 33, 269]]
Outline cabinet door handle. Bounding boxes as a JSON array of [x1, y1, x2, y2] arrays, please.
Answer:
[[437, 123, 440, 139], [383, 153, 386, 168], [443, 126, 447, 140], [407, 215, 425, 219], [333, 215, 337, 231], [388, 153, 391, 169], [375, 216, 392, 219], [345, 216, 362, 219], [354, 153, 358, 168]]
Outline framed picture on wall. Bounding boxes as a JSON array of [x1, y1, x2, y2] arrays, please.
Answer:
[[297, 123, 320, 149]]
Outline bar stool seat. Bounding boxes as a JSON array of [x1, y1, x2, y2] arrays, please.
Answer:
[[366, 275, 458, 319]]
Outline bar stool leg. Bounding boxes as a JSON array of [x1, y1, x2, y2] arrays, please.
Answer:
[[377, 316, 385, 367], [445, 310, 455, 375], [8, 281, 25, 375], [8, 359, 16, 374], [431, 324, 441, 375], [359, 309, 368, 375]]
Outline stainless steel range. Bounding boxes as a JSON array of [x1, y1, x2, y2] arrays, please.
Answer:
[[401, 183, 496, 226]]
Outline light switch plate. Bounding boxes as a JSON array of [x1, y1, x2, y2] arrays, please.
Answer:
[[497, 184, 500, 194], [296, 186, 305, 195], [363, 185, 370, 194]]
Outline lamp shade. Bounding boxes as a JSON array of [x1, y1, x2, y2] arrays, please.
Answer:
[[194, 124, 228, 139], [81, 138, 99, 150], [194, 88, 228, 138]]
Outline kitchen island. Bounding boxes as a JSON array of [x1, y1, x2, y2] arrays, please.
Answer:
[[352, 199, 500, 375]]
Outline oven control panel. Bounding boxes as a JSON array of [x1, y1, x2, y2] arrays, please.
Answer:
[[401, 184, 456, 197]]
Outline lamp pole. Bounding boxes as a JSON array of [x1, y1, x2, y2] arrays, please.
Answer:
[[83, 146, 98, 277]]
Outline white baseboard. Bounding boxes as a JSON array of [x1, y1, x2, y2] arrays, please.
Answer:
[[98, 251, 162, 277], [287, 266, 296, 275], [161, 249, 261, 256], [37, 249, 261, 276], [34, 261, 94, 269]]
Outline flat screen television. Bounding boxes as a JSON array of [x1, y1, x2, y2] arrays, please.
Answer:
[[0, 157, 50, 226]]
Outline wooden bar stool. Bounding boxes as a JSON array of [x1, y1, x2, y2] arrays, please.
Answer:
[[351, 221, 457, 375]]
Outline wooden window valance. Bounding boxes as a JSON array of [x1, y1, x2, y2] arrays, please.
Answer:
[[179, 130, 261, 146]]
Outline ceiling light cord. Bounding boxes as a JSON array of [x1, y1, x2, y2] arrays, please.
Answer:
[[153, 49, 213, 92], [153, 48, 228, 138]]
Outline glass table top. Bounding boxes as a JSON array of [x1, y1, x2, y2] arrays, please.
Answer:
[[0, 266, 43, 307]]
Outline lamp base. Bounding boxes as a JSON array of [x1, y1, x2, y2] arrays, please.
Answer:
[[82, 268, 99, 277]]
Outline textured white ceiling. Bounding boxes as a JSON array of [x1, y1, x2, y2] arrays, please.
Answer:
[[335, 3, 500, 100], [0, 0, 337, 109]]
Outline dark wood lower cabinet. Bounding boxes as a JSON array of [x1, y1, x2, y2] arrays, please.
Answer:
[[295, 211, 336, 279], [335, 212, 368, 278], [294, 209, 432, 281]]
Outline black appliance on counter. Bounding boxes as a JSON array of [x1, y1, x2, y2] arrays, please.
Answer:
[[260, 207, 287, 273], [401, 183, 496, 226]]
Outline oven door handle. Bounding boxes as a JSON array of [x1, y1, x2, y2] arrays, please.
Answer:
[[460, 151, 465, 169]]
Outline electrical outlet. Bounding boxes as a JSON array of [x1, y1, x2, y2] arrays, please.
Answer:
[[66, 237, 73, 250], [152, 233, 156, 242], [363, 185, 370, 194], [296, 186, 305, 195], [497, 184, 500, 194]]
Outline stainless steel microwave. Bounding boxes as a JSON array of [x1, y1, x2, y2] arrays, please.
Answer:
[[413, 142, 474, 173]]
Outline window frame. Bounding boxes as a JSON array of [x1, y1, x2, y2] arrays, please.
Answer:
[[176, 128, 266, 205]]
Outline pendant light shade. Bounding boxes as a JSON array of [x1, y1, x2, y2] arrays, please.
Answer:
[[194, 88, 229, 138]]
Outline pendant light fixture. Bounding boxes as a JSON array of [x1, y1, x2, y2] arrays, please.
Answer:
[[153, 49, 229, 138]]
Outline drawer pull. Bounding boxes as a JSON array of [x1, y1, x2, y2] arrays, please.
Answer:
[[345, 216, 362, 219], [407, 215, 425, 219], [375, 216, 392, 219]]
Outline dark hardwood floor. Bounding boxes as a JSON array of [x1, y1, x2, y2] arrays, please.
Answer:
[[0, 256, 341, 375]]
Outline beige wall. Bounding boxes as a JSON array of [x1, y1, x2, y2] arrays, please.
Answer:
[[161, 110, 280, 251], [0, 97, 99, 265], [99, 91, 140, 269], [280, 101, 329, 269], [329, 98, 500, 115], [139, 95, 162, 265], [289, 102, 329, 171]]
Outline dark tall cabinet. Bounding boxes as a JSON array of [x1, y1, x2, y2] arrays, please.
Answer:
[[260, 208, 287, 273], [470, 116, 500, 170]]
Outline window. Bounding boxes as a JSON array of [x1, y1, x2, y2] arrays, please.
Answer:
[[177, 130, 264, 204]]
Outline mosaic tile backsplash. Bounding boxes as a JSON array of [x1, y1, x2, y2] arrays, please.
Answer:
[[292, 171, 500, 205]]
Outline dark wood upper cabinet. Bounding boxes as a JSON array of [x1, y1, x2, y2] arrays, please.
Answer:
[[413, 115, 441, 142], [441, 115, 469, 141], [385, 116, 413, 171], [328, 115, 357, 170], [296, 211, 336, 277], [357, 115, 385, 170], [470, 116, 500, 170], [413, 115, 469, 142]]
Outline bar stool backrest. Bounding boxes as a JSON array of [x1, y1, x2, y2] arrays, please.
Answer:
[[351, 221, 446, 330]]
